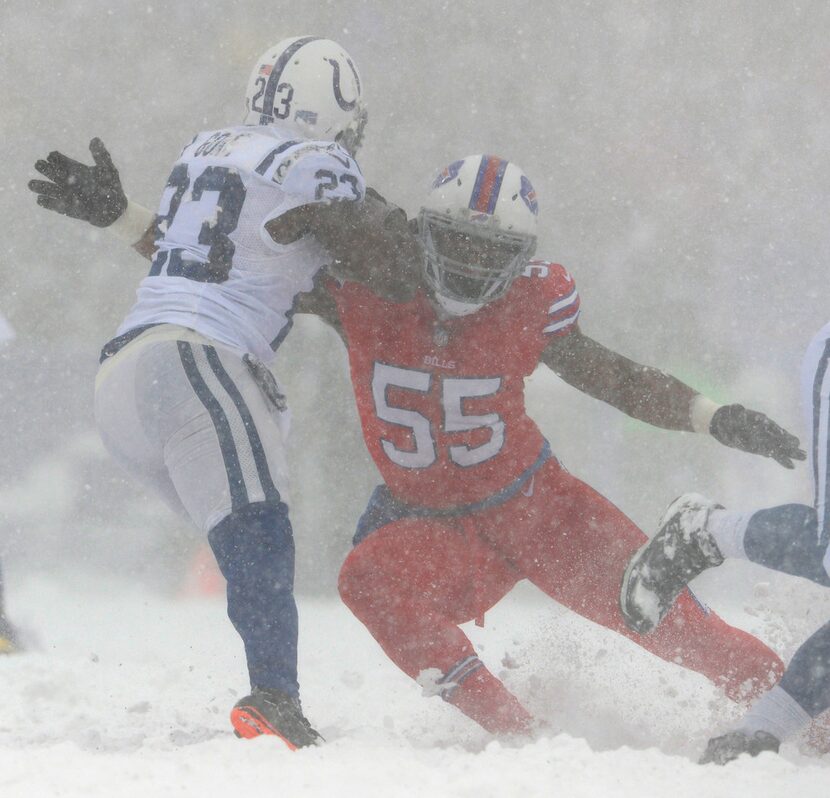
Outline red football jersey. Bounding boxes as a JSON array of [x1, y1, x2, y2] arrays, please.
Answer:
[[331, 260, 581, 509]]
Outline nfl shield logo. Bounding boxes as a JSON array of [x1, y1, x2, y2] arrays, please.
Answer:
[[519, 175, 538, 215], [433, 324, 450, 347]]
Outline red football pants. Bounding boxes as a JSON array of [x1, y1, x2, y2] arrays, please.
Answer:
[[339, 460, 784, 735]]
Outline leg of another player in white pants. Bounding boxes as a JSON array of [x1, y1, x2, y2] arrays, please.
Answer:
[[705, 504, 830, 586], [95, 332, 300, 696], [704, 333, 830, 747], [705, 333, 830, 585]]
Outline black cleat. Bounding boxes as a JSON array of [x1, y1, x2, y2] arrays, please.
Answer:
[[230, 687, 322, 750], [621, 493, 724, 634], [700, 730, 781, 765]]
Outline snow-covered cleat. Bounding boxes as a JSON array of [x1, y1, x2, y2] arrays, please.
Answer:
[[230, 687, 322, 750], [620, 493, 725, 635], [700, 730, 780, 765]]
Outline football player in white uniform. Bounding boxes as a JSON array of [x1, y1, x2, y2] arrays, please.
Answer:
[[29, 36, 417, 749], [621, 326, 830, 763]]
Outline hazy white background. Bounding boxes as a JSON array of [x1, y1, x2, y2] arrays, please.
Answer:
[[2, 0, 828, 591], [2, 2, 830, 795]]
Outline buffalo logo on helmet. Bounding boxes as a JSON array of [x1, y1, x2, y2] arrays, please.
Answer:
[[432, 160, 465, 189], [519, 175, 538, 215]]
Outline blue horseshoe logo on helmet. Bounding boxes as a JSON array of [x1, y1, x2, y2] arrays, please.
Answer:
[[325, 57, 361, 111]]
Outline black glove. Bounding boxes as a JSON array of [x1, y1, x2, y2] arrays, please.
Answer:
[[709, 404, 806, 469], [28, 138, 127, 227]]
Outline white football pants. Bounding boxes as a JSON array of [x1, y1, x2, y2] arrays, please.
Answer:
[[94, 325, 290, 533]]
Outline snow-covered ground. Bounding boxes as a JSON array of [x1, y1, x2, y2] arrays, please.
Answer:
[[2, 571, 829, 798]]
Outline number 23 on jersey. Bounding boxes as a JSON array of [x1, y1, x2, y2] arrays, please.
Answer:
[[150, 163, 246, 284]]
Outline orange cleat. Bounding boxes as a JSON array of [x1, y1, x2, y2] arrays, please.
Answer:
[[230, 687, 322, 749]]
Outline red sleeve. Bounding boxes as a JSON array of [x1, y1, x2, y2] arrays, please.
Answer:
[[519, 259, 581, 339]]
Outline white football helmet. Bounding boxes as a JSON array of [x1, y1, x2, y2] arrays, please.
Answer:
[[419, 155, 538, 315], [243, 37, 368, 155]]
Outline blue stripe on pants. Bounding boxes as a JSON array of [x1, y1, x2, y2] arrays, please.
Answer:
[[812, 340, 830, 546], [177, 342, 248, 512], [203, 346, 280, 504]]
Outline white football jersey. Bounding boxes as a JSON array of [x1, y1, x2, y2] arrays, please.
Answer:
[[116, 125, 365, 362]]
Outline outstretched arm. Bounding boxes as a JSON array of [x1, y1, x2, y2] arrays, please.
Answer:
[[541, 327, 805, 469], [265, 187, 425, 302], [29, 140, 424, 300], [28, 138, 156, 259]]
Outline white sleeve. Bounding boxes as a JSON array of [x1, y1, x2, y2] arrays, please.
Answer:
[[261, 143, 365, 222]]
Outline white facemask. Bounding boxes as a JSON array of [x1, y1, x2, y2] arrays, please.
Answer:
[[434, 293, 485, 317]]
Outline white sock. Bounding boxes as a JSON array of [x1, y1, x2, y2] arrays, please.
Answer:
[[739, 685, 812, 742], [707, 509, 752, 560]]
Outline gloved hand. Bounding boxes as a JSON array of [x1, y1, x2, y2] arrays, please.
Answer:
[[710, 404, 806, 469], [28, 138, 127, 227]]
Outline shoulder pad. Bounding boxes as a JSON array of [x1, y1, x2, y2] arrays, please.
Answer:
[[518, 260, 581, 337], [259, 141, 367, 248], [255, 140, 360, 184], [520, 259, 573, 286], [182, 127, 270, 166], [261, 141, 365, 209]]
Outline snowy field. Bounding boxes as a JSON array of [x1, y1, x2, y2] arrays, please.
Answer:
[[3, 571, 830, 798]]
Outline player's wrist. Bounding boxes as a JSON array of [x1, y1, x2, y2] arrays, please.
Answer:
[[108, 200, 154, 245], [690, 395, 722, 434]]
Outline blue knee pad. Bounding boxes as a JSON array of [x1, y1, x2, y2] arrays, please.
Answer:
[[744, 504, 830, 587], [208, 501, 298, 696], [779, 620, 830, 717]]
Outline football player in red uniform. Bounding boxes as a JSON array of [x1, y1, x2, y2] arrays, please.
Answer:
[[316, 156, 803, 736], [40, 143, 803, 739]]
